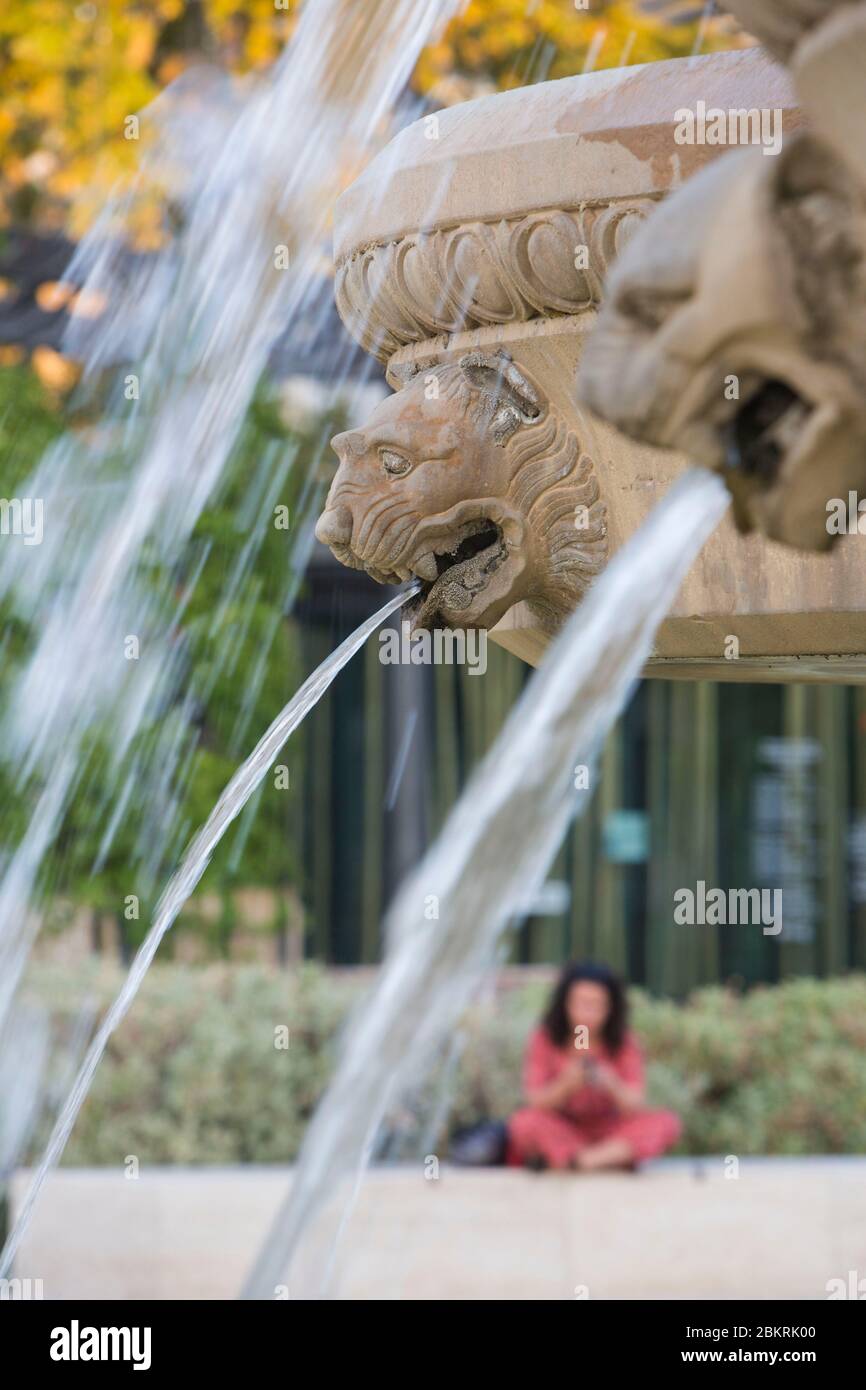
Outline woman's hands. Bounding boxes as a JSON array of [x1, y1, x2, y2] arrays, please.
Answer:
[[587, 1057, 645, 1115], [527, 1058, 588, 1111], [526, 1050, 646, 1115]]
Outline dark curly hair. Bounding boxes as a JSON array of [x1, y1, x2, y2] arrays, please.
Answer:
[[542, 960, 628, 1053]]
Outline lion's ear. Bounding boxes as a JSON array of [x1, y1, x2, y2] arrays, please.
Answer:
[[458, 351, 541, 443], [389, 361, 422, 387]]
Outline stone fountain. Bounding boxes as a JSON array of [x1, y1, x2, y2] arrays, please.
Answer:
[[317, 4, 866, 683]]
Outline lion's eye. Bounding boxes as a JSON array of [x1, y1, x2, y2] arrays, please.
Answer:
[[380, 448, 412, 477]]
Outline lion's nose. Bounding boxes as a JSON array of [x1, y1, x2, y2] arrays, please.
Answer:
[[315, 504, 353, 549], [330, 430, 363, 458]]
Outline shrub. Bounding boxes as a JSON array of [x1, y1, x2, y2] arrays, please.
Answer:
[[18, 962, 866, 1165]]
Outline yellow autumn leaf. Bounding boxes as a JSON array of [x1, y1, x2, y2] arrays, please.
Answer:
[[31, 345, 82, 392], [125, 17, 158, 71]]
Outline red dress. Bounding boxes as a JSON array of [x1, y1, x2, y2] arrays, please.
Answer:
[[507, 1027, 681, 1169]]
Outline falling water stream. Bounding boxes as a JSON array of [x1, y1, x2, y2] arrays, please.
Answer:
[[0, 586, 416, 1279], [242, 470, 730, 1299], [0, 0, 734, 1298], [0, 0, 459, 1218]]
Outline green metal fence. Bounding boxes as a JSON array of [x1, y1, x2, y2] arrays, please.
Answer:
[[301, 615, 866, 991]]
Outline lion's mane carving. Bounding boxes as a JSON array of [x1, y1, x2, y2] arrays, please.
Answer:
[[315, 352, 608, 632]]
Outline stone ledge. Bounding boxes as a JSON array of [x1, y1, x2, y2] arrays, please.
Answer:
[[11, 1159, 866, 1300]]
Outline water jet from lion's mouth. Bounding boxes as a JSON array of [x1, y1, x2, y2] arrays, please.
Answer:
[[0, 585, 419, 1282]]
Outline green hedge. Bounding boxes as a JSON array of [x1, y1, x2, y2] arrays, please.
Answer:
[[20, 963, 866, 1165]]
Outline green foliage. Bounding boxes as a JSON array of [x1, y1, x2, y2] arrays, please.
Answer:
[[0, 364, 338, 944], [0, 364, 64, 488], [0, 366, 65, 844], [633, 977, 866, 1154], [23, 963, 866, 1164], [29, 960, 358, 1165]]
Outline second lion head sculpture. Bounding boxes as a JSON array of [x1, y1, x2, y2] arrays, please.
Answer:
[[315, 351, 607, 633]]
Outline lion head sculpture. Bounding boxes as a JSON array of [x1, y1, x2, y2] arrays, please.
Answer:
[[576, 133, 866, 552], [315, 352, 607, 632]]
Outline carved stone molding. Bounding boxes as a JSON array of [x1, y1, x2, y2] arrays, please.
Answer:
[[331, 49, 797, 366], [335, 198, 656, 362]]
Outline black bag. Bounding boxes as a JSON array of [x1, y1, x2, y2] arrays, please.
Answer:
[[449, 1119, 508, 1166]]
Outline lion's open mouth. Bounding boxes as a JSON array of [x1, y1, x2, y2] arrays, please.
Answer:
[[406, 517, 507, 627], [723, 379, 812, 484]]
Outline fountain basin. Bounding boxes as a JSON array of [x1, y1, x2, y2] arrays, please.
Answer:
[[324, 48, 866, 681], [15, 1160, 866, 1299]]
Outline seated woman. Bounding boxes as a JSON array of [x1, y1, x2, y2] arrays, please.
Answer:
[[507, 960, 681, 1172]]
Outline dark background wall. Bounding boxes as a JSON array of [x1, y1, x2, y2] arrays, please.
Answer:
[[299, 565, 866, 992]]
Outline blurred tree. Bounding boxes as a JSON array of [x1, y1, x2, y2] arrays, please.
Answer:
[[0, 363, 339, 951], [0, 0, 301, 236], [415, 0, 745, 96]]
